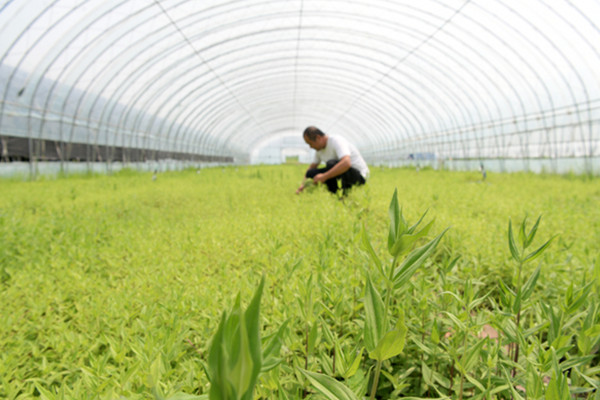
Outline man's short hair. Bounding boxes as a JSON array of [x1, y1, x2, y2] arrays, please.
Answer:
[[303, 126, 325, 141]]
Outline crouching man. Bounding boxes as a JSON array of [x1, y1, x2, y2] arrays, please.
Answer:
[[296, 126, 369, 195]]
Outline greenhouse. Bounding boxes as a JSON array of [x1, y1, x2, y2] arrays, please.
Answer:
[[1, 0, 599, 175], [1, 1, 600, 399]]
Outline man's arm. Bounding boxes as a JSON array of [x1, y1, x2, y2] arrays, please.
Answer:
[[296, 162, 320, 194], [313, 156, 351, 183]]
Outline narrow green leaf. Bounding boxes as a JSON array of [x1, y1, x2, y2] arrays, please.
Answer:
[[584, 324, 600, 337], [526, 363, 544, 400], [298, 369, 360, 400], [389, 219, 435, 257], [564, 281, 594, 314], [518, 215, 528, 248], [388, 189, 401, 252], [363, 274, 386, 352], [262, 320, 288, 361], [522, 236, 555, 264], [262, 320, 288, 372], [526, 215, 542, 248], [421, 361, 434, 387], [559, 355, 596, 371], [406, 209, 429, 234], [320, 317, 335, 346], [508, 219, 521, 263], [465, 373, 486, 392], [463, 339, 486, 371], [343, 347, 364, 379], [166, 394, 208, 400], [431, 319, 440, 345], [520, 265, 541, 302], [33, 383, 55, 400], [501, 366, 525, 400], [442, 311, 466, 331], [360, 225, 385, 278], [308, 321, 319, 355], [499, 279, 516, 297], [444, 255, 460, 274], [393, 228, 448, 289]]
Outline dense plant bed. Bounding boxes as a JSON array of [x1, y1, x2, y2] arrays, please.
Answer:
[[1, 165, 598, 399]]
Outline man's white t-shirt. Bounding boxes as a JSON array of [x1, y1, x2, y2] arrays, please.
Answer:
[[313, 135, 370, 179]]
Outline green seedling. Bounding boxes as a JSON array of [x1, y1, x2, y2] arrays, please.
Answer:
[[207, 277, 264, 400], [362, 188, 447, 399], [507, 216, 555, 377]]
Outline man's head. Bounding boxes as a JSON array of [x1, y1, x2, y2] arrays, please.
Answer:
[[303, 126, 327, 150]]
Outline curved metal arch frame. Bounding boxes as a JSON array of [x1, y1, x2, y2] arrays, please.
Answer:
[[0, 3, 536, 148], [10, 2, 482, 148], [106, 2, 568, 157]]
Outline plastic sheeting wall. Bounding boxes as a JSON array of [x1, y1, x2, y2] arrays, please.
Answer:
[[0, 1, 599, 172]]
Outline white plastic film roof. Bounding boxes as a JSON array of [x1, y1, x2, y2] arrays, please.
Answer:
[[1, 0, 599, 164]]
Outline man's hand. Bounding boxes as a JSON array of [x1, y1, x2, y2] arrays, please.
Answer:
[[295, 184, 305, 194], [313, 173, 326, 183]]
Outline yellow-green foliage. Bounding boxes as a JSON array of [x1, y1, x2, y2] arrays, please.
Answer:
[[0, 165, 598, 399]]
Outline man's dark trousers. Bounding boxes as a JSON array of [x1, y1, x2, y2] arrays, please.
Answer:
[[305, 159, 366, 194]]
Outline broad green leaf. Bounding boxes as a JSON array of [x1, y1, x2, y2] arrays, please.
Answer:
[[208, 312, 233, 400], [393, 229, 448, 289], [242, 277, 264, 393], [360, 226, 385, 278], [230, 309, 253, 399], [298, 369, 360, 400], [363, 274, 386, 352], [208, 278, 265, 400], [508, 219, 521, 263], [369, 316, 407, 362]]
